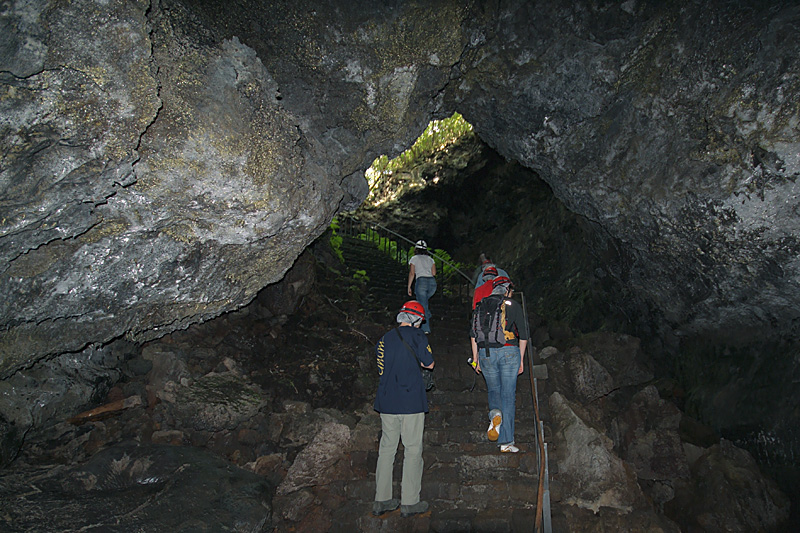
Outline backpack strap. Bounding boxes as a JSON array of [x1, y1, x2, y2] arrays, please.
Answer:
[[395, 328, 435, 391], [394, 328, 422, 366]]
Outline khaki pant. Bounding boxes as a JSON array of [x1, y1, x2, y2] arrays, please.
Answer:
[[375, 412, 425, 505]]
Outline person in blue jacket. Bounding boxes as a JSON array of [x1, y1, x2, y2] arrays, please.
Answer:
[[373, 300, 435, 518]]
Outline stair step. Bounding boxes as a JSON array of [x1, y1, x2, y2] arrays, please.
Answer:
[[341, 477, 540, 509]]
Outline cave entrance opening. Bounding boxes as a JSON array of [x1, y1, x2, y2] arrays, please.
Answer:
[[336, 111, 480, 298], [364, 112, 475, 209], [352, 110, 627, 336]]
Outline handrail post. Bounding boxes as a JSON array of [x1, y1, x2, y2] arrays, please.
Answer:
[[543, 443, 552, 533], [534, 378, 541, 462]]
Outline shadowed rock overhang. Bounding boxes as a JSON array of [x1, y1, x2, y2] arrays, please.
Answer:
[[1, 0, 799, 377]]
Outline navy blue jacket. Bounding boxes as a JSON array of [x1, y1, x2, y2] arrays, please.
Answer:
[[374, 326, 434, 414]]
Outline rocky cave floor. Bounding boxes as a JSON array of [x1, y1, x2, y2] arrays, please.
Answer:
[[0, 259, 390, 531], [1, 255, 796, 531], [22, 259, 387, 466]]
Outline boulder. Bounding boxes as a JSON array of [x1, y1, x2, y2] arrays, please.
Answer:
[[666, 439, 790, 532], [164, 372, 267, 432], [576, 333, 654, 389], [568, 350, 615, 403], [276, 421, 351, 495], [616, 385, 690, 508], [559, 506, 680, 533], [549, 391, 645, 513]]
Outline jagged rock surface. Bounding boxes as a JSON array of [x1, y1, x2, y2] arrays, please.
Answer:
[[0, 239, 790, 531], [3, 0, 799, 376], [0, 441, 273, 532], [0, 0, 346, 375], [2, 0, 800, 521]]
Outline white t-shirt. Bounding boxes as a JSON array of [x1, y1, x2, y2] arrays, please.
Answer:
[[409, 254, 435, 278]]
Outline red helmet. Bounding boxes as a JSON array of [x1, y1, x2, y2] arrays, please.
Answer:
[[483, 266, 498, 277], [400, 300, 425, 319], [492, 276, 513, 290]]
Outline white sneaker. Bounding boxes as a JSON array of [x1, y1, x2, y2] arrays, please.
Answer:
[[500, 444, 519, 453], [487, 411, 502, 442]]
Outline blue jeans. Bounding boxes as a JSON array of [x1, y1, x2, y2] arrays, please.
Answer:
[[479, 345, 520, 445], [413, 276, 436, 334]]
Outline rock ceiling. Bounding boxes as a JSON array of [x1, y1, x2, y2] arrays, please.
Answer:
[[2, 0, 799, 376]]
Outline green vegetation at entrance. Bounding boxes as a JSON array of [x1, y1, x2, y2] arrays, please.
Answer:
[[366, 112, 474, 190]]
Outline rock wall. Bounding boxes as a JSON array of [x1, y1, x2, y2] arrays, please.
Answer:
[[447, 0, 800, 345], [1, 0, 347, 375], [2, 0, 799, 387]]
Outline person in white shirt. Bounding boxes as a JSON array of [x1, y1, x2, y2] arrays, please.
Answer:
[[407, 240, 436, 334]]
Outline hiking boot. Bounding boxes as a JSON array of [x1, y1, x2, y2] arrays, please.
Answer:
[[500, 444, 519, 453], [372, 499, 399, 516], [400, 501, 429, 517], [487, 410, 502, 442]]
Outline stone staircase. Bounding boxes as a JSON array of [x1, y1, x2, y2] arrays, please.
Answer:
[[340, 235, 410, 325], [327, 235, 548, 532]]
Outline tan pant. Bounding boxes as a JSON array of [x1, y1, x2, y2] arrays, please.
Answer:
[[375, 412, 425, 505]]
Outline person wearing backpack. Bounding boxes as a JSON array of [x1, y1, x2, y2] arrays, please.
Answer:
[[471, 265, 498, 309], [407, 240, 436, 334], [470, 253, 509, 289], [373, 301, 435, 518], [469, 277, 529, 453], [470, 253, 492, 287]]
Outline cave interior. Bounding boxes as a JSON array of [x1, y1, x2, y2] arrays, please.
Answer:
[[1, 0, 799, 530]]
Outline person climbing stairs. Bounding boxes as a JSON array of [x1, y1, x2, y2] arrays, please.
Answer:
[[316, 229, 552, 531]]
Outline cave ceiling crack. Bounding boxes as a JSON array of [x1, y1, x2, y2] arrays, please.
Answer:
[[131, 0, 164, 178], [5, 213, 104, 266]]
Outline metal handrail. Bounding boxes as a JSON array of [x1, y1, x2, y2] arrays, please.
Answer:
[[367, 220, 473, 284], [519, 291, 552, 533], [337, 214, 473, 301]]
